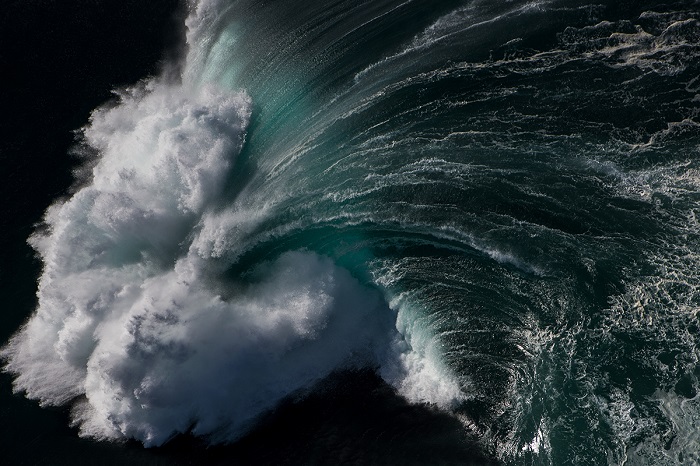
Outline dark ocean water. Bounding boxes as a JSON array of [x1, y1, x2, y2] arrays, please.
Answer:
[[2, 1, 700, 464]]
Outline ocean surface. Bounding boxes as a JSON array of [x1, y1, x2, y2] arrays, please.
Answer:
[[2, 1, 700, 464]]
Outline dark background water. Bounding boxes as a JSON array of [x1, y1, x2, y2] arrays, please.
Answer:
[[0, 1, 494, 464]]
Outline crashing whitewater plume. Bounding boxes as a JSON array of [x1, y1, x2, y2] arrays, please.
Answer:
[[1, 2, 464, 447]]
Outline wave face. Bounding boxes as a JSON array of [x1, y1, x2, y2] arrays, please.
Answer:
[[4, 0, 700, 463]]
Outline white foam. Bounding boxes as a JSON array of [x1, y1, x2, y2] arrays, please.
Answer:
[[70, 251, 398, 446], [3, 92, 421, 441]]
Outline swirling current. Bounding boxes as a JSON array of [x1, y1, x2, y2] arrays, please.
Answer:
[[3, 0, 700, 464]]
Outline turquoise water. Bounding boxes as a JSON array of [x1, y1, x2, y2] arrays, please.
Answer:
[[4, 1, 700, 464]]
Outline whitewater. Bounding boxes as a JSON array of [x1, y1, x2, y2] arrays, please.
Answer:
[[4, 0, 700, 464]]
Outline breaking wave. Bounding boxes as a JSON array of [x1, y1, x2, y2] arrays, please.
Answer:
[[2, 2, 463, 447], [4, 0, 700, 463]]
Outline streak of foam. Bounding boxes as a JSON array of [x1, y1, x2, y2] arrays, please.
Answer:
[[559, 12, 700, 77], [353, 0, 558, 85]]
